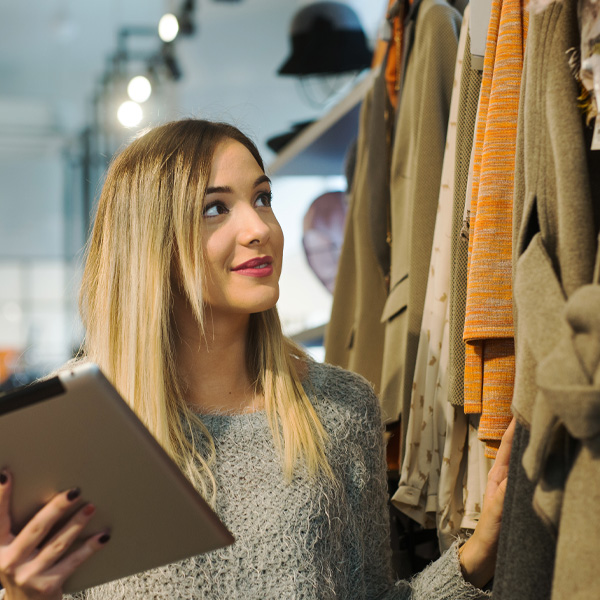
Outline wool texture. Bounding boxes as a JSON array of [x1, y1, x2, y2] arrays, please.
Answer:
[[463, 0, 528, 457], [44, 361, 493, 600], [448, 26, 482, 407]]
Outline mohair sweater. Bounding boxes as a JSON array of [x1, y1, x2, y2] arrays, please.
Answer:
[[63, 360, 488, 599]]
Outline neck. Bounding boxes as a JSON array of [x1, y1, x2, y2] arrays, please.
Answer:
[[173, 292, 261, 414]]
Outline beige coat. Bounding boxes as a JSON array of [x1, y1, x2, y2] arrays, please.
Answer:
[[511, 0, 600, 596], [379, 0, 461, 430], [324, 63, 388, 394]]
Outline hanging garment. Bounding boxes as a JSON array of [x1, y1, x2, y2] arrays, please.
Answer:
[[462, 0, 528, 458], [371, 0, 406, 109], [385, 0, 406, 110], [370, 0, 424, 296], [377, 0, 462, 429], [527, 0, 600, 122], [577, 0, 600, 121], [524, 284, 600, 599], [494, 0, 600, 597], [461, 415, 494, 530], [511, 0, 600, 452], [324, 62, 390, 395], [391, 6, 469, 551], [492, 423, 556, 600], [448, 27, 483, 408]]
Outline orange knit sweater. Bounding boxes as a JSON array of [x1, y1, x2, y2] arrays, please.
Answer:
[[463, 0, 528, 457]]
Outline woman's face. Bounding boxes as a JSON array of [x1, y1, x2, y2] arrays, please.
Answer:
[[200, 139, 284, 317]]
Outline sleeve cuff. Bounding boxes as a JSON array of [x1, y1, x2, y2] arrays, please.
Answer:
[[407, 540, 493, 600]]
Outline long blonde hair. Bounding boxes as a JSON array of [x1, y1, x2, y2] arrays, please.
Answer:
[[79, 119, 333, 500]]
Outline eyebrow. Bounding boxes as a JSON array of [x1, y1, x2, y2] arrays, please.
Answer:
[[205, 174, 271, 196]]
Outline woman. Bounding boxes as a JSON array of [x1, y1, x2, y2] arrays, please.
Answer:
[[0, 119, 512, 599]]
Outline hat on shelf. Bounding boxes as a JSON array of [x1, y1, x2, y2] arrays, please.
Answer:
[[278, 2, 372, 76], [266, 120, 315, 153]]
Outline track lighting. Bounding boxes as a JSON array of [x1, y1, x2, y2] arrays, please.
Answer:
[[158, 13, 179, 42], [161, 43, 182, 80], [127, 75, 152, 103], [117, 101, 143, 127]]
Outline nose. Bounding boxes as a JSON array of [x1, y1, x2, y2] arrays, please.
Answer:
[[237, 205, 271, 246]]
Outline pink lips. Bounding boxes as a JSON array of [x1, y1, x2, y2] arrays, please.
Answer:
[[231, 256, 274, 278]]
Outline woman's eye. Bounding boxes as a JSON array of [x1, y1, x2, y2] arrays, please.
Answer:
[[203, 201, 228, 217], [256, 191, 273, 208]]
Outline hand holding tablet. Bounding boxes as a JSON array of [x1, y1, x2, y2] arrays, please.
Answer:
[[0, 364, 233, 596]]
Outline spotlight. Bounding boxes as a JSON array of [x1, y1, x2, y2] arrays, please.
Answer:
[[2, 302, 22, 323], [127, 75, 152, 103], [158, 13, 179, 42], [117, 100, 143, 127]]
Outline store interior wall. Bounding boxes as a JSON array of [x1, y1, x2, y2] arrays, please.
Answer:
[[0, 0, 386, 375]]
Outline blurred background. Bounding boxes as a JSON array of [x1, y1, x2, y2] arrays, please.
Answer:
[[0, 0, 387, 385]]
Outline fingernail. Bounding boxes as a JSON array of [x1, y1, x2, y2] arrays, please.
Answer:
[[0, 471, 7, 485], [98, 533, 111, 544], [83, 504, 96, 517], [67, 487, 81, 501]]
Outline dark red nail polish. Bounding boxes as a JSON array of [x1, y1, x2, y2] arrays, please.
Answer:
[[67, 488, 81, 501], [83, 504, 96, 517], [0, 472, 7, 485], [98, 533, 111, 544]]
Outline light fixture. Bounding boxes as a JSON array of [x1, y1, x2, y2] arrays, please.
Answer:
[[161, 43, 182, 80], [178, 0, 196, 35], [117, 100, 143, 127], [158, 13, 179, 42], [127, 75, 152, 103], [2, 302, 22, 323]]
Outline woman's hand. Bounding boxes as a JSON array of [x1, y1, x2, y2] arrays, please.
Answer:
[[0, 470, 109, 600], [459, 417, 516, 589]]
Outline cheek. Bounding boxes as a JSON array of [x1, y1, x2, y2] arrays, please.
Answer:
[[272, 220, 284, 258], [202, 230, 230, 273]]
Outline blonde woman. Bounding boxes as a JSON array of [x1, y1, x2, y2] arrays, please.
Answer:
[[0, 119, 513, 600]]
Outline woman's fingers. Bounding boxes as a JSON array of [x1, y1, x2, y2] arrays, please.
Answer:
[[494, 417, 516, 472], [485, 417, 516, 497], [29, 502, 97, 573], [13, 531, 110, 598], [44, 530, 110, 581], [8, 487, 83, 563], [0, 531, 109, 600], [0, 469, 14, 543], [0, 475, 110, 600]]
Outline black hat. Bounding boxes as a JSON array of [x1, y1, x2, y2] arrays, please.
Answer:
[[266, 120, 315, 153], [278, 2, 372, 76]]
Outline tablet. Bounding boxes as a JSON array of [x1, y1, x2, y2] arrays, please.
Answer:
[[0, 363, 234, 594]]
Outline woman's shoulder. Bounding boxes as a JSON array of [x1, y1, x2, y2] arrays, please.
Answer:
[[302, 359, 382, 429]]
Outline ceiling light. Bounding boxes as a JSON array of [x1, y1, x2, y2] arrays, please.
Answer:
[[2, 302, 22, 323], [127, 75, 152, 103], [158, 14, 179, 42], [117, 101, 143, 127]]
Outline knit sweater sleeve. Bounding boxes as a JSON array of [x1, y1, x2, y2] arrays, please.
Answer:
[[318, 364, 491, 600], [366, 398, 491, 599]]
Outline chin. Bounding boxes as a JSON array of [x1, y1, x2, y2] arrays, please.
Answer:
[[218, 287, 278, 316], [247, 293, 279, 314]]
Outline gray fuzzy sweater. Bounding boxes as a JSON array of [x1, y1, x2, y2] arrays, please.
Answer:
[[66, 361, 488, 599]]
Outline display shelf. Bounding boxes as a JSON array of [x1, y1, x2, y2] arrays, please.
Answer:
[[289, 323, 326, 346], [267, 68, 377, 177]]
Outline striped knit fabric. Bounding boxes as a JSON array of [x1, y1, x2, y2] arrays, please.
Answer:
[[463, 0, 528, 457], [385, 0, 404, 110], [372, 0, 405, 109], [448, 27, 482, 407]]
